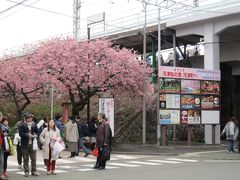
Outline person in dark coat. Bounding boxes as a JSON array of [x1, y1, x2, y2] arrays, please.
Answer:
[[94, 113, 110, 170], [88, 117, 97, 150], [19, 114, 39, 177]]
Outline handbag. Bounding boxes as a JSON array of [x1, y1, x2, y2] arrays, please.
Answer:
[[102, 147, 111, 161], [8, 138, 14, 156], [4, 137, 9, 151], [33, 137, 38, 150], [92, 147, 99, 157]]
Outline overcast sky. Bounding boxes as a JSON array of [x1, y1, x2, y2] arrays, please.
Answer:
[[0, 0, 144, 53]]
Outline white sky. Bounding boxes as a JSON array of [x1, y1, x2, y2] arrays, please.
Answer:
[[0, 0, 143, 52]]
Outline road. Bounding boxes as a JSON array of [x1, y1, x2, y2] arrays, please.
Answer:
[[7, 151, 240, 180]]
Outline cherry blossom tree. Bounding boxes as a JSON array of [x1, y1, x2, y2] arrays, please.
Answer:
[[32, 38, 152, 117], [0, 56, 44, 121]]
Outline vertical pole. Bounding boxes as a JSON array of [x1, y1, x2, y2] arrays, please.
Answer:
[[87, 27, 91, 122], [157, 8, 161, 145], [50, 84, 54, 119], [212, 125, 216, 144], [188, 125, 192, 146], [162, 125, 166, 146], [173, 30, 177, 140], [142, 2, 147, 145]]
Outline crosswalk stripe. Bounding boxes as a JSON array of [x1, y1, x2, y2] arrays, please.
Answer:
[[38, 167, 67, 173], [74, 157, 96, 162], [57, 165, 78, 169], [147, 160, 181, 164], [58, 159, 75, 164], [167, 158, 198, 162], [108, 163, 141, 167], [76, 168, 95, 172], [127, 161, 162, 166], [82, 164, 119, 169], [114, 155, 137, 159], [7, 169, 19, 172]]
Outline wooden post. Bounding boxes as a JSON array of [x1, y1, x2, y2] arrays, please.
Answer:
[[62, 102, 70, 124], [212, 125, 216, 145], [187, 125, 192, 146], [162, 125, 167, 146]]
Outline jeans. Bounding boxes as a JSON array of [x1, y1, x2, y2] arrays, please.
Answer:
[[21, 146, 37, 173], [228, 140, 234, 152], [0, 148, 3, 175], [78, 137, 90, 155]]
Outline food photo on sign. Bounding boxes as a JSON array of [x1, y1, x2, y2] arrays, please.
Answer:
[[160, 78, 181, 93], [201, 81, 220, 95], [181, 80, 200, 94], [159, 94, 166, 108], [181, 95, 195, 109], [181, 110, 201, 124], [201, 95, 220, 109]]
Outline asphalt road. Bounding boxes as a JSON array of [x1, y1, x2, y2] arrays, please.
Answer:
[[7, 152, 240, 180]]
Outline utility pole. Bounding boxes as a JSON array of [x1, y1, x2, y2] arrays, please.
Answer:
[[142, 1, 147, 145], [50, 84, 54, 119], [73, 0, 81, 40]]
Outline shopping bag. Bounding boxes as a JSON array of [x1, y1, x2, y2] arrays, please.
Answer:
[[52, 141, 65, 157], [33, 138, 38, 150], [102, 147, 111, 161], [4, 137, 9, 151], [8, 138, 14, 156], [92, 147, 99, 157]]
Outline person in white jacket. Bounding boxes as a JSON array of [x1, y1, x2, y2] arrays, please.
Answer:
[[40, 119, 61, 175], [13, 131, 22, 169], [222, 116, 236, 153]]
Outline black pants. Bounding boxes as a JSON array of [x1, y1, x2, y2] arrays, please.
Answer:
[[17, 145, 22, 165], [96, 148, 106, 168], [3, 152, 9, 172]]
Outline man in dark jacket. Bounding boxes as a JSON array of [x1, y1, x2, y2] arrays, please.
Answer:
[[19, 114, 39, 177], [76, 116, 90, 157], [95, 113, 110, 170]]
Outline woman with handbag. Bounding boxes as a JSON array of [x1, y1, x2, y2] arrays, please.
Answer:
[[40, 119, 61, 175], [0, 114, 7, 180], [1, 117, 10, 178]]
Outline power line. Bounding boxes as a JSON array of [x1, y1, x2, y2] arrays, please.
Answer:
[[0, 0, 40, 21], [0, 0, 30, 15]]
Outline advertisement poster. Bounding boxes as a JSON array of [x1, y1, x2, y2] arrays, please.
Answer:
[[194, 96, 201, 109], [181, 80, 200, 94], [181, 95, 195, 109], [181, 110, 201, 124], [201, 95, 220, 110], [201, 81, 220, 95], [159, 66, 221, 81], [99, 97, 114, 136], [166, 94, 180, 109], [159, 110, 180, 125], [159, 94, 166, 108], [160, 78, 180, 93]]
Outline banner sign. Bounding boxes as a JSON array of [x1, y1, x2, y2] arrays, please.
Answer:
[[99, 97, 114, 137], [159, 66, 221, 81]]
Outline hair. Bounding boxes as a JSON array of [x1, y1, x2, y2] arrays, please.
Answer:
[[98, 112, 105, 119], [90, 117, 97, 123], [1, 116, 9, 123], [55, 114, 61, 120], [48, 119, 56, 131]]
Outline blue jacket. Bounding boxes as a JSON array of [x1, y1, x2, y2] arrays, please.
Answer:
[[19, 122, 38, 147]]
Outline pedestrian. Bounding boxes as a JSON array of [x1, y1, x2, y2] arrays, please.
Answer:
[[65, 117, 79, 158], [19, 114, 39, 177], [0, 113, 7, 180], [13, 129, 22, 169], [76, 116, 90, 157], [88, 117, 97, 150], [1, 117, 10, 178], [40, 119, 61, 175], [94, 112, 110, 170], [55, 115, 63, 158], [222, 116, 237, 153]]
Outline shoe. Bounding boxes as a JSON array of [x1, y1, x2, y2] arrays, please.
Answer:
[[52, 171, 56, 175], [0, 175, 7, 180], [84, 153, 90, 157], [3, 171, 8, 177], [31, 172, 39, 176], [46, 171, 51, 175], [227, 150, 232, 153], [59, 156, 62, 159], [93, 165, 99, 169], [18, 164, 22, 169], [24, 172, 29, 177], [98, 167, 105, 170]]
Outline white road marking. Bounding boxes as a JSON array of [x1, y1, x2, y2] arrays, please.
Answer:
[[127, 161, 162, 166], [76, 168, 95, 172], [57, 165, 78, 169], [82, 164, 119, 169], [58, 159, 75, 164], [114, 155, 137, 159], [147, 160, 181, 164], [167, 158, 198, 162], [204, 160, 240, 163], [38, 167, 67, 173], [74, 157, 96, 162], [7, 168, 19, 172], [108, 162, 141, 167], [105, 166, 119, 169]]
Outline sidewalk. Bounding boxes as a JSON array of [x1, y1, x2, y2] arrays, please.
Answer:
[[112, 142, 227, 156]]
